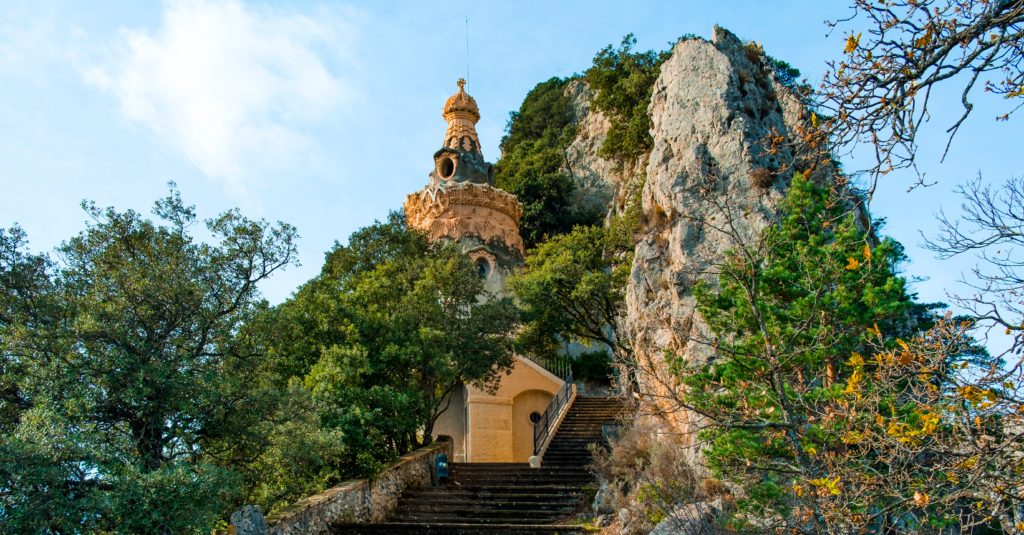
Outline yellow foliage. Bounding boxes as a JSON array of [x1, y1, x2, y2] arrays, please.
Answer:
[[914, 27, 933, 49], [914, 491, 930, 507], [886, 420, 914, 443], [867, 323, 882, 338], [956, 455, 979, 470], [811, 112, 820, 128], [845, 372, 863, 399], [809, 476, 842, 496], [846, 257, 861, 270], [844, 32, 862, 54], [863, 243, 872, 260], [958, 385, 997, 408], [841, 431, 864, 445], [919, 411, 940, 435]]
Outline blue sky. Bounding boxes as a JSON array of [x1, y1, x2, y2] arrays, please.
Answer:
[[2, 0, 1021, 350]]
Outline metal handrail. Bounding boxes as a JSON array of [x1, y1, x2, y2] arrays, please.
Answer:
[[521, 354, 572, 379], [533, 370, 574, 455]]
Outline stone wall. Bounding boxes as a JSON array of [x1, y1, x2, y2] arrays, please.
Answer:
[[232, 440, 451, 535]]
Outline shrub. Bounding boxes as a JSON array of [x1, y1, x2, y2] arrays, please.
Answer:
[[590, 416, 727, 534], [750, 167, 774, 188], [571, 350, 614, 384], [496, 77, 603, 247]]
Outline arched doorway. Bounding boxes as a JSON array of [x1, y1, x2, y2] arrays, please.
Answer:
[[511, 389, 554, 462]]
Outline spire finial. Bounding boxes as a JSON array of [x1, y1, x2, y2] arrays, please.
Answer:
[[457, 78, 466, 91]]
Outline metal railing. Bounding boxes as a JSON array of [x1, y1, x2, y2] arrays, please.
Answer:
[[533, 370, 574, 455], [522, 354, 572, 379]]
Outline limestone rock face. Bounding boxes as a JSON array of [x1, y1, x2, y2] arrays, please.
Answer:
[[562, 26, 834, 441]]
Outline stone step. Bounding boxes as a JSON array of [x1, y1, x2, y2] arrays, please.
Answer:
[[448, 478, 593, 487], [392, 509, 578, 523], [447, 471, 591, 480], [405, 484, 584, 494], [546, 442, 599, 446], [448, 469, 591, 477], [448, 465, 590, 472], [409, 484, 586, 495], [449, 463, 585, 471], [539, 457, 592, 465], [331, 522, 587, 534], [398, 502, 579, 516], [334, 397, 628, 532], [448, 477, 593, 485], [400, 493, 582, 505], [538, 453, 592, 460]]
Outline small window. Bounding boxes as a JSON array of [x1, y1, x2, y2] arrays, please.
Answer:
[[529, 411, 542, 424], [475, 258, 491, 278], [439, 156, 456, 179]]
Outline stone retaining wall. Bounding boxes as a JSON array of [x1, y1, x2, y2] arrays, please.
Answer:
[[232, 440, 451, 535]]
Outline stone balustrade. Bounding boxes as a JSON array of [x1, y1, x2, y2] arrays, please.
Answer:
[[231, 439, 452, 535]]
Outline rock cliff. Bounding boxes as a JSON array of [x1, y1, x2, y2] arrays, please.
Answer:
[[563, 26, 836, 442]]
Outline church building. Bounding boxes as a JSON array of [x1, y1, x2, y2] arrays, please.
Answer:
[[403, 80, 568, 463]]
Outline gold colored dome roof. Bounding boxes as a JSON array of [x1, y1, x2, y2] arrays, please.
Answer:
[[442, 78, 480, 122]]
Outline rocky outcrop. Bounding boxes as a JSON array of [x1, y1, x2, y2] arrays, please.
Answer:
[[562, 26, 835, 445]]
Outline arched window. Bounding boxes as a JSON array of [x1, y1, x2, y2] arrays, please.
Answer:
[[475, 257, 491, 278], [438, 155, 456, 179]]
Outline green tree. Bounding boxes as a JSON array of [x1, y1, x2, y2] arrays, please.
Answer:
[[511, 224, 632, 369], [0, 226, 52, 433], [585, 34, 669, 165], [677, 174, 929, 531], [495, 77, 603, 248], [0, 187, 298, 533], [263, 213, 519, 477]]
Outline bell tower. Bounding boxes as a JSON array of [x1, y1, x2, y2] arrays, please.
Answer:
[[404, 79, 524, 295]]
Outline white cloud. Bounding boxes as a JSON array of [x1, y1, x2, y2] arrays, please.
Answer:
[[86, 0, 362, 190]]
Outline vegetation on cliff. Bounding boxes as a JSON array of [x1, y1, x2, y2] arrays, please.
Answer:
[[664, 173, 1024, 532], [511, 225, 629, 363], [585, 34, 670, 166], [495, 77, 601, 249]]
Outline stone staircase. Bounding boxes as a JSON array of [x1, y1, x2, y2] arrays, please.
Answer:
[[331, 396, 628, 535], [541, 397, 625, 468]]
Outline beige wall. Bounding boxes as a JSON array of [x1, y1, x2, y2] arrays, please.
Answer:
[[465, 398, 514, 462], [432, 356, 564, 463], [431, 385, 468, 461], [465, 356, 563, 463]]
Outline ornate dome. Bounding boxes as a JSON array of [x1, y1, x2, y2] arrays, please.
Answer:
[[442, 78, 480, 122]]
